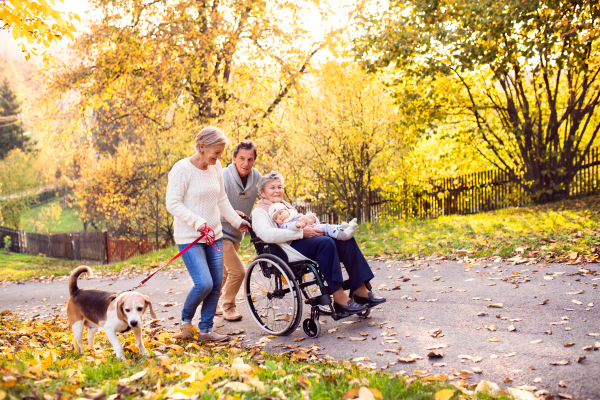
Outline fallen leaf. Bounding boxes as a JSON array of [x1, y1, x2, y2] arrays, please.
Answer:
[[504, 377, 513, 383], [293, 337, 306, 342], [328, 327, 338, 334], [556, 394, 573, 399], [432, 362, 447, 367], [576, 356, 586, 363], [550, 359, 570, 365], [359, 331, 369, 336], [398, 357, 416, 363], [533, 377, 542, 383], [508, 324, 516, 332], [223, 382, 252, 392], [539, 299, 549, 305], [486, 324, 497, 331], [566, 290, 584, 295], [434, 389, 454, 400], [429, 328, 444, 337], [476, 312, 488, 316], [488, 337, 500, 342], [572, 299, 583, 305], [116, 385, 137, 396], [487, 303, 503, 308], [503, 352, 517, 357], [545, 330, 552, 335], [563, 342, 575, 347], [349, 337, 367, 341], [472, 367, 482, 373], [530, 339, 542, 344], [427, 351, 444, 358]]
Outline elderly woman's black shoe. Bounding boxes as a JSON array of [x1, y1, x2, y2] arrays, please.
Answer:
[[353, 292, 386, 306], [333, 299, 366, 314]]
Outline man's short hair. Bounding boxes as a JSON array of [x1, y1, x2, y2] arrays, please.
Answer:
[[233, 140, 258, 159]]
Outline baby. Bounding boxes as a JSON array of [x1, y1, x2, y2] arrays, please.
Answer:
[[268, 203, 358, 241]]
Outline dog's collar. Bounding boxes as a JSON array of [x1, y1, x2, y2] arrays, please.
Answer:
[[120, 325, 131, 333]]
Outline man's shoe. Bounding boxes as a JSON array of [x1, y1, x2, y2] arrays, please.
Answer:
[[353, 292, 387, 306], [197, 331, 231, 343], [173, 325, 197, 340], [223, 308, 243, 321], [333, 299, 366, 314], [216, 304, 223, 316]]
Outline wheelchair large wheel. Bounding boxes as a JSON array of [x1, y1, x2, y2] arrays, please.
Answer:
[[244, 256, 303, 336]]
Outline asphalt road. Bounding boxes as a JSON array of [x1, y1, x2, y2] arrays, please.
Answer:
[[1, 260, 599, 399]]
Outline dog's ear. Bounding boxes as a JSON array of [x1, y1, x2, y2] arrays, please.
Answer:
[[143, 295, 156, 319], [116, 297, 126, 321]]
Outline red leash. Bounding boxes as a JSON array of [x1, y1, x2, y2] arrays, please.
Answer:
[[127, 225, 219, 292]]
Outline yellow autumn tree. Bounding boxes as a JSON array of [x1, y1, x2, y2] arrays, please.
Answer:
[[0, 0, 79, 67]]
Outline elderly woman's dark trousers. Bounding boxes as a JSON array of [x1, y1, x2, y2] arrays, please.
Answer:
[[290, 236, 374, 293]]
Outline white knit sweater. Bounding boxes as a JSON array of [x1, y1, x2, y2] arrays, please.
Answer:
[[166, 158, 243, 245]]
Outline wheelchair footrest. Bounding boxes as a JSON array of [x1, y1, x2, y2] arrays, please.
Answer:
[[305, 293, 332, 307]]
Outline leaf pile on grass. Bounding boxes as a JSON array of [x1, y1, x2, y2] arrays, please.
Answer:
[[355, 195, 600, 264], [0, 313, 512, 400]]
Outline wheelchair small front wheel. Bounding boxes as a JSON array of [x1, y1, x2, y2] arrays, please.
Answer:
[[302, 318, 321, 338], [358, 308, 371, 318]]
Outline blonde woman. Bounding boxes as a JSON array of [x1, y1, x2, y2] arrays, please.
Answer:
[[166, 126, 251, 342]]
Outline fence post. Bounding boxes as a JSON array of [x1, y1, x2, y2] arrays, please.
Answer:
[[103, 231, 109, 264]]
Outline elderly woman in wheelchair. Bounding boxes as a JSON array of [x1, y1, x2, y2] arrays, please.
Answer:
[[243, 171, 386, 338]]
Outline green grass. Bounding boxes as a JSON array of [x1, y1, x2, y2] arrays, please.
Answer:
[[3, 194, 599, 282], [355, 194, 600, 261], [0, 315, 511, 400], [0, 252, 82, 282], [21, 197, 84, 233]]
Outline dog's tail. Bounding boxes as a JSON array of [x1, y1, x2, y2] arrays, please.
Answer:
[[69, 266, 94, 295]]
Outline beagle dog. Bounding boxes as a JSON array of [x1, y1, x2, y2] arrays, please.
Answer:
[[67, 266, 156, 360]]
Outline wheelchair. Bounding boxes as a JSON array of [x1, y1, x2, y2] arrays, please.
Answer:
[[243, 217, 373, 338]]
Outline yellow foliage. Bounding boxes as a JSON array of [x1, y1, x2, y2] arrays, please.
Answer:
[[0, 0, 79, 67]]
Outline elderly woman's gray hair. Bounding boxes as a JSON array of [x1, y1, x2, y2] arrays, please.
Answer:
[[257, 171, 285, 193], [194, 126, 229, 153]]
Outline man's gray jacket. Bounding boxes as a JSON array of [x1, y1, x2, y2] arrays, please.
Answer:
[[221, 163, 262, 243]]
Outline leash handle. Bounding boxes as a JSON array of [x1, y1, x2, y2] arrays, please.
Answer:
[[128, 225, 219, 291]]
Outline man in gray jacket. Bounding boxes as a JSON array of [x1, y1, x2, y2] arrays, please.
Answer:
[[219, 140, 262, 321]]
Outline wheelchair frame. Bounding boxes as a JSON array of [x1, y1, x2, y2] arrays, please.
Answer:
[[243, 217, 372, 338]]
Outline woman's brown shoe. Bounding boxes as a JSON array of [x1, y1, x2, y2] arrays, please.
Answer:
[[173, 325, 197, 340], [197, 331, 231, 343]]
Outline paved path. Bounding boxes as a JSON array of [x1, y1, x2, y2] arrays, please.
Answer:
[[1, 260, 599, 399]]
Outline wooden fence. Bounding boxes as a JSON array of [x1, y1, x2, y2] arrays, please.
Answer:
[[106, 235, 158, 263], [300, 147, 600, 223], [2, 228, 162, 264]]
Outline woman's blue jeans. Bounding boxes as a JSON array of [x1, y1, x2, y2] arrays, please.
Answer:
[[178, 238, 223, 332]]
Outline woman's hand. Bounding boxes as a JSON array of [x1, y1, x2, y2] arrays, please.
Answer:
[[303, 226, 324, 238], [238, 220, 251, 233], [235, 210, 245, 217], [298, 214, 316, 225], [197, 223, 206, 232]]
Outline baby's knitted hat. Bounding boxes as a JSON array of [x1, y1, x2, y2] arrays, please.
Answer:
[[268, 203, 288, 220]]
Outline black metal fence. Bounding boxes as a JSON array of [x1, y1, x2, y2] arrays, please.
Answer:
[[299, 147, 600, 223]]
